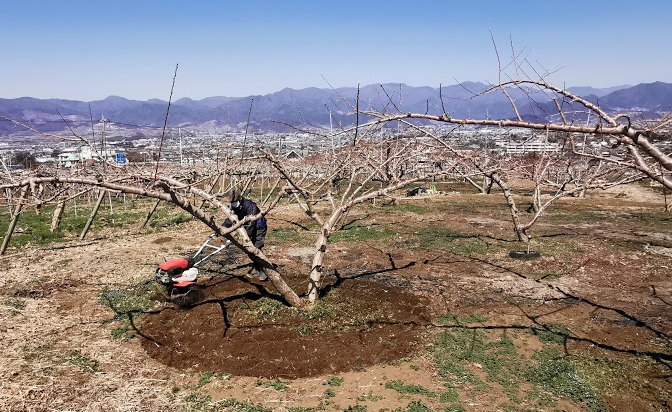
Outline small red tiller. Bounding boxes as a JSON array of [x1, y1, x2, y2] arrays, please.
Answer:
[[155, 233, 231, 306]]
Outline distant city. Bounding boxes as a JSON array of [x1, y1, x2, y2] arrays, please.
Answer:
[[1, 81, 671, 169]]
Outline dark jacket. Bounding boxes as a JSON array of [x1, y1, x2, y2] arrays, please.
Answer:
[[224, 198, 267, 249]]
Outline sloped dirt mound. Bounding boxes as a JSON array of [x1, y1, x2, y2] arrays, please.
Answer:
[[139, 278, 430, 379]]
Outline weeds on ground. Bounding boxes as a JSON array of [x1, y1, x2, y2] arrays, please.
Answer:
[[182, 394, 272, 412], [574, 354, 671, 405], [21, 342, 54, 362], [438, 390, 459, 403], [356, 391, 383, 402], [148, 210, 192, 228], [64, 349, 100, 372], [240, 290, 388, 334], [385, 380, 438, 398], [255, 378, 289, 391], [392, 400, 432, 412], [432, 317, 609, 411], [531, 323, 571, 345], [326, 376, 344, 386], [244, 297, 288, 318], [1, 297, 26, 315], [433, 329, 520, 394], [268, 226, 316, 245], [99, 279, 156, 340], [330, 223, 396, 243], [195, 371, 215, 389], [410, 227, 498, 255], [525, 347, 607, 411], [343, 406, 367, 412], [0, 198, 194, 252], [381, 203, 430, 215]]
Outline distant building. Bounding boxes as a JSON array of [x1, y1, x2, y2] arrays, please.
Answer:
[[57, 152, 80, 167], [496, 139, 560, 154], [284, 150, 303, 159]]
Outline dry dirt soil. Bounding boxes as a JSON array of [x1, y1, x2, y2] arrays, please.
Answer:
[[1, 183, 671, 411]]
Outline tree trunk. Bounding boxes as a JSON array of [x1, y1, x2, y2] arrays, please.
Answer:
[[491, 173, 525, 242], [307, 208, 344, 303]]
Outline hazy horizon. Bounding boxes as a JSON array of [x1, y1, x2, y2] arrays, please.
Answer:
[[2, 0, 670, 101]]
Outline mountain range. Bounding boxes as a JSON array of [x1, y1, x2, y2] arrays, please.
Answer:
[[1, 82, 670, 134]]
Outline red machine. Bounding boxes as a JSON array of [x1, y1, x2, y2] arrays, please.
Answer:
[[155, 234, 231, 306]]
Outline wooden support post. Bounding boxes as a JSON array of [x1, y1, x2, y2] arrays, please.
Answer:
[[1, 186, 28, 255], [198, 174, 221, 209], [50, 200, 66, 232], [141, 199, 161, 228], [80, 190, 106, 240], [259, 175, 265, 203], [261, 177, 281, 207]]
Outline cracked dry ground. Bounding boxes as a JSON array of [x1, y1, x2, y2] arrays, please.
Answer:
[[0, 186, 670, 411]]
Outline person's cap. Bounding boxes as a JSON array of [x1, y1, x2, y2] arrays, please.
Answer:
[[230, 189, 242, 203]]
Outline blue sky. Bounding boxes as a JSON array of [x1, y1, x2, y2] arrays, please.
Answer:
[[1, 0, 670, 100]]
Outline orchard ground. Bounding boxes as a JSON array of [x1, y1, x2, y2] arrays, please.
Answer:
[[0, 182, 670, 411]]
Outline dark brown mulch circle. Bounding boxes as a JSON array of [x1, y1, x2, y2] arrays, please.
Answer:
[[139, 277, 430, 378]]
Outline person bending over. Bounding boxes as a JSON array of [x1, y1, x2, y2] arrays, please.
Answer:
[[224, 189, 268, 281]]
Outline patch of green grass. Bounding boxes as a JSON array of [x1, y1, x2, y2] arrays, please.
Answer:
[[525, 388, 557, 409], [547, 210, 608, 224], [531, 323, 571, 345], [385, 380, 438, 398], [65, 349, 99, 372], [432, 329, 521, 394], [0, 199, 152, 249], [245, 297, 288, 318], [326, 376, 344, 387], [343, 406, 367, 412], [99, 280, 156, 340], [256, 378, 289, 391], [411, 227, 497, 255], [304, 301, 340, 320], [575, 354, 670, 403], [620, 211, 672, 228], [268, 224, 316, 245], [536, 238, 584, 257], [382, 203, 431, 215], [330, 223, 396, 243], [1, 297, 26, 313], [21, 343, 54, 362], [443, 405, 465, 412], [324, 388, 335, 398], [438, 390, 459, 403], [183, 394, 272, 412], [183, 393, 212, 411], [211, 399, 272, 412], [525, 347, 607, 411], [148, 210, 193, 228], [431, 324, 617, 411], [392, 400, 432, 412], [195, 371, 215, 388]]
